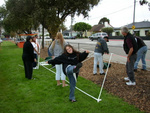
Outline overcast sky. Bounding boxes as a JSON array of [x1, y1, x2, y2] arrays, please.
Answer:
[[65, 0, 150, 29], [1, 0, 150, 29]]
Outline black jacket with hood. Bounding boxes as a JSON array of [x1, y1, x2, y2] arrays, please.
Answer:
[[48, 51, 88, 75]]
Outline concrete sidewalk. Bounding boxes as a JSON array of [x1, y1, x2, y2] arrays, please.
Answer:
[[107, 39, 150, 50], [40, 38, 150, 70]]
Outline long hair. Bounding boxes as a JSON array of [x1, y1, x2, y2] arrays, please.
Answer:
[[64, 44, 80, 60], [51, 32, 64, 49]]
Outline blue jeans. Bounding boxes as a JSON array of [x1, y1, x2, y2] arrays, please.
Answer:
[[134, 46, 147, 70], [66, 65, 76, 100]]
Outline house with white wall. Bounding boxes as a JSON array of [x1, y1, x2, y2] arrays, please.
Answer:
[[112, 21, 150, 37]]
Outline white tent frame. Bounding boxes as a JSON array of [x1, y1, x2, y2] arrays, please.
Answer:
[[39, 53, 113, 102]]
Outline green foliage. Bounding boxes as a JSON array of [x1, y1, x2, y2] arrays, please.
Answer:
[[0, 6, 7, 27], [1, 0, 100, 39], [3, 0, 38, 34], [0, 41, 144, 113], [0, 6, 7, 20], [73, 22, 92, 37], [74, 22, 92, 32], [34, 0, 100, 39], [2, 31, 10, 37], [146, 31, 150, 36], [101, 27, 114, 35], [76, 34, 81, 38], [59, 23, 67, 32]]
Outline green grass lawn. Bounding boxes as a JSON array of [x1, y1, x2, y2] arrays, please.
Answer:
[[0, 41, 143, 113]]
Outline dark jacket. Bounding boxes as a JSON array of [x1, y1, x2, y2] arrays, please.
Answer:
[[94, 38, 109, 55], [123, 33, 138, 55], [136, 36, 146, 49], [22, 41, 34, 62], [48, 51, 89, 75]]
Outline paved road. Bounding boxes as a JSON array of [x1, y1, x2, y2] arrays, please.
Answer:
[[65, 39, 150, 59], [65, 39, 150, 70], [39, 38, 150, 70]]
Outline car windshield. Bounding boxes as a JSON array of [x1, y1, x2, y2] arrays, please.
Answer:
[[102, 33, 107, 35]]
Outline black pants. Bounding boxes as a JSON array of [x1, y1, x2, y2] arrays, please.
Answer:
[[126, 54, 137, 82], [23, 59, 33, 79]]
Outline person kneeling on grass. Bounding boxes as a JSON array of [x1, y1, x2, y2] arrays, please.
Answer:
[[47, 44, 89, 102]]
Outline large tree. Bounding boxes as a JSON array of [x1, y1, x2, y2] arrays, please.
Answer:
[[1, 0, 101, 47], [0, 6, 7, 35], [98, 17, 110, 25], [33, 0, 100, 39], [4, 0, 39, 34], [73, 22, 92, 37]]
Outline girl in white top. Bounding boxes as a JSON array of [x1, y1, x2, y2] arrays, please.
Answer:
[[31, 35, 40, 68], [49, 32, 68, 87]]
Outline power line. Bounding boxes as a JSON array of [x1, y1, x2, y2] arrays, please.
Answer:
[[89, 5, 134, 20]]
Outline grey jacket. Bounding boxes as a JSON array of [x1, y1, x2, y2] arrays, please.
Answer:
[[94, 38, 109, 54], [49, 40, 67, 57]]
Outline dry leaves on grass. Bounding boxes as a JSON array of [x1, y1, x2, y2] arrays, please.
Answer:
[[80, 58, 150, 113]]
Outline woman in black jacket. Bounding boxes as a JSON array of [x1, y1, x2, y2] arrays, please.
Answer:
[[22, 36, 34, 79], [47, 44, 89, 102]]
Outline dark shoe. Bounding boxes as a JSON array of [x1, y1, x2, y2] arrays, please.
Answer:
[[141, 69, 147, 71], [100, 73, 105, 75], [69, 99, 77, 102], [93, 73, 97, 75], [134, 69, 137, 72], [73, 63, 82, 73]]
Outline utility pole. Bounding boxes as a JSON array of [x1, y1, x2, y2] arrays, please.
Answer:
[[71, 14, 74, 37], [132, 0, 136, 34]]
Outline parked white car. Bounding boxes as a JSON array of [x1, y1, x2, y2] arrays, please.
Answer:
[[89, 32, 108, 41], [63, 35, 76, 39]]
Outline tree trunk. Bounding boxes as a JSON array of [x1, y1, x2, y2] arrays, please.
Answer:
[[48, 28, 58, 41]]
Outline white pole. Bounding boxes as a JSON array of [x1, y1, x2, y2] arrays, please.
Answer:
[[37, 41, 41, 69], [40, 63, 98, 101], [97, 53, 113, 102], [18, 64, 24, 68]]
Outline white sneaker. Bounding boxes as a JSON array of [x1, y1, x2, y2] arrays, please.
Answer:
[[124, 77, 129, 81], [33, 67, 37, 69], [126, 81, 136, 86]]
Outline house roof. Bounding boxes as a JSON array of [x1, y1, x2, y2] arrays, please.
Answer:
[[89, 24, 104, 32], [114, 21, 150, 30], [125, 21, 150, 28], [89, 22, 113, 32]]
